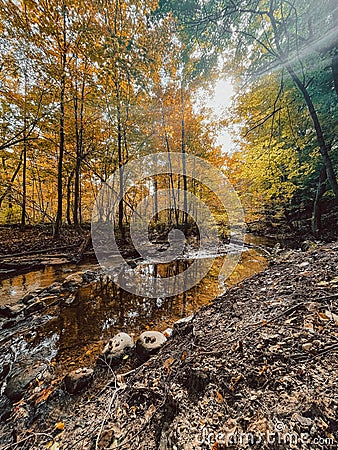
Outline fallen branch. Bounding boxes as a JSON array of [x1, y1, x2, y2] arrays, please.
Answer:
[[1, 432, 54, 450], [0, 244, 79, 259], [73, 233, 91, 264]]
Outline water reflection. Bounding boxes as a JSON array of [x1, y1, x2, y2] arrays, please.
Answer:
[[41, 248, 267, 370], [0, 262, 95, 305], [0, 247, 267, 374]]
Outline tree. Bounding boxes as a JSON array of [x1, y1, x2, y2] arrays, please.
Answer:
[[0, 0, 226, 234], [226, 73, 319, 229], [165, 0, 337, 233]]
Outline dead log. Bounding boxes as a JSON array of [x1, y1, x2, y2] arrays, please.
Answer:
[[0, 244, 79, 259], [73, 233, 91, 264]]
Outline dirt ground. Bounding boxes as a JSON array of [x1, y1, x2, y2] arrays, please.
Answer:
[[0, 241, 337, 449], [0, 225, 85, 256]]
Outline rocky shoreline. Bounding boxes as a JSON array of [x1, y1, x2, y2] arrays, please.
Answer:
[[0, 241, 337, 449]]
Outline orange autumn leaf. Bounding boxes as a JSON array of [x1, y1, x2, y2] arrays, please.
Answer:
[[34, 387, 53, 405], [317, 312, 330, 321], [55, 422, 65, 431], [215, 391, 224, 403], [164, 357, 174, 374], [259, 365, 269, 375], [229, 374, 242, 391]]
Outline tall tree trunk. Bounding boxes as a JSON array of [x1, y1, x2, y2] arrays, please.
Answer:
[[161, 107, 179, 227], [79, 173, 82, 224], [73, 92, 80, 229], [73, 72, 85, 231], [268, 11, 338, 201], [7, 194, 13, 224], [21, 73, 28, 227], [285, 65, 338, 200], [54, 3, 67, 237], [153, 177, 158, 223], [116, 83, 124, 240], [66, 170, 74, 225], [21, 139, 27, 226], [181, 79, 188, 229], [0, 154, 23, 208], [312, 165, 327, 236]]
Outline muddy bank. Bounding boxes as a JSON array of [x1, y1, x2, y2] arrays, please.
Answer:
[[246, 209, 338, 246], [0, 224, 161, 279], [0, 225, 89, 282], [0, 241, 337, 449]]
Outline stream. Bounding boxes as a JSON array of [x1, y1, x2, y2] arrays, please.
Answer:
[[0, 235, 274, 376]]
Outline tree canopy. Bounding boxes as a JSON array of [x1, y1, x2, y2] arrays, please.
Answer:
[[0, 0, 337, 236]]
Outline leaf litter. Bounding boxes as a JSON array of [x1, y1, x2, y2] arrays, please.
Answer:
[[0, 241, 337, 449]]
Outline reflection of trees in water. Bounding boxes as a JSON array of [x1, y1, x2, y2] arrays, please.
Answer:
[[42, 257, 225, 363], [0, 266, 66, 304], [37, 249, 267, 365]]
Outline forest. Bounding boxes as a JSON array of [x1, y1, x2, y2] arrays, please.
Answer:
[[0, 0, 336, 238], [0, 1, 338, 449]]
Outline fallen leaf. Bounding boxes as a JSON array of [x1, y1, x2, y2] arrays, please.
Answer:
[[317, 281, 330, 287], [329, 276, 338, 284], [285, 317, 297, 324], [145, 404, 156, 421], [181, 351, 187, 361], [224, 418, 238, 434], [229, 374, 242, 391], [164, 357, 174, 374], [317, 312, 330, 321], [50, 444, 60, 450], [292, 413, 312, 426], [302, 343, 312, 351], [325, 310, 338, 325], [34, 387, 52, 405], [215, 391, 223, 403], [303, 319, 314, 331], [55, 422, 64, 431], [259, 365, 269, 375]]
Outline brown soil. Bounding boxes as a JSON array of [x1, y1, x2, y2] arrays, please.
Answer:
[[0, 242, 337, 449], [0, 225, 85, 257]]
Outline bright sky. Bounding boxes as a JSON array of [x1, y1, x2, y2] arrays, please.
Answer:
[[196, 78, 236, 153], [212, 79, 235, 152]]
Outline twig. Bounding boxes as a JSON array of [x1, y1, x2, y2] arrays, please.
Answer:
[[95, 387, 122, 449], [197, 302, 307, 357], [315, 294, 338, 302], [0, 244, 78, 259], [293, 343, 338, 364], [1, 432, 54, 450]]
